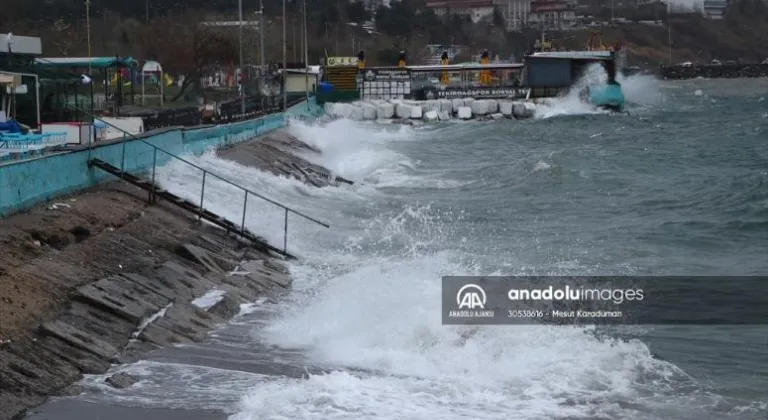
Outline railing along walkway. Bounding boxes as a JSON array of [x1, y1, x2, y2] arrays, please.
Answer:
[[81, 108, 329, 259]]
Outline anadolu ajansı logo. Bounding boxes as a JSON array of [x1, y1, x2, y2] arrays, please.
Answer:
[[449, 283, 495, 318]]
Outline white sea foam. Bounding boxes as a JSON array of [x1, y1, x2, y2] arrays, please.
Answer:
[[143, 118, 711, 420], [78, 105, 748, 419]]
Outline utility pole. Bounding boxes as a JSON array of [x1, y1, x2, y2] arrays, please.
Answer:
[[145, 0, 149, 23], [282, 0, 287, 111], [304, 0, 309, 110], [260, 0, 265, 68], [85, 0, 92, 77], [239, 0, 245, 114], [667, 23, 672, 65]]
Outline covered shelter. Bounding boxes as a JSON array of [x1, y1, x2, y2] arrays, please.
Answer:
[[34, 56, 139, 113], [0, 33, 44, 127]]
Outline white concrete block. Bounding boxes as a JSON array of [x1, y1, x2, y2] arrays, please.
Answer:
[[457, 106, 473, 119], [377, 102, 395, 119], [470, 100, 490, 116], [438, 111, 451, 121], [451, 98, 464, 113], [361, 103, 377, 120], [423, 110, 439, 122], [464, 97, 476, 106], [490, 113, 503, 119], [395, 102, 413, 119], [512, 102, 536, 119], [486, 99, 498, 114], [410, 105, 423, 119], [438, 99, 453, 113], [424, 100, 440, 112], [499, 100, 513, 116], [349, 106, 364, 121]]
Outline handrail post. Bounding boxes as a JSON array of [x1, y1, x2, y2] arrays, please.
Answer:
[[87, 122, 93, 162], [199, 171, 207, 221], [283, 208, 288, 255], [241, 190, 248, 232], [150, 148, 157, 203], [120, 141, 126, 179]]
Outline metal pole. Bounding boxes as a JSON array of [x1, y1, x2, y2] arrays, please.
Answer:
[[260, 0, 265, 68], [145, 0, 149, 22], [120, 142, 126, 179], [150, 148, 157, 203], [199, 171, 207, 221], [239, 0, 245, 114], [667, 23, 672, 65], [241, 191, 249, 231], [86, 0, 92, 77], [304, 0, 309, 110], [283, 208, 288, 254], [282, 0, 287, 111]]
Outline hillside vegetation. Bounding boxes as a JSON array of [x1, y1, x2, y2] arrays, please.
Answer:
[[3, 0, 766, 73]]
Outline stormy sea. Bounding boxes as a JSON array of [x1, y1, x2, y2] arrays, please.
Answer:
[[26, 71, 768, 419]]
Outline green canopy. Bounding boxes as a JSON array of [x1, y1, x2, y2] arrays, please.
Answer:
[[34, 57, 138, 69]]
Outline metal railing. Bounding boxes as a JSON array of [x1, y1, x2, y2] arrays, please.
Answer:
[[81, 107, 329, 255]]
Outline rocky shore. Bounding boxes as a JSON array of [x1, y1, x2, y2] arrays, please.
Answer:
[[0, 130, 337, 420], [660, 63, 768, 80], [217, 131, 353, 188]]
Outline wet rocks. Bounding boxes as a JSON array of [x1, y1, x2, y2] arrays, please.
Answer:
[[217, 131, 353, 187], [0, 226, 294, 420], [105, 372, 138, 389]]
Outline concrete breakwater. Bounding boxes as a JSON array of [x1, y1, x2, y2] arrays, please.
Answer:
[[325, 98, 537, 122], [660, 63, 768, 80], [0, 125, 337, 420]]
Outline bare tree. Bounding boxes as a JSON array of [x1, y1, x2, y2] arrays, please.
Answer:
[[139, 16, 238, 101], [51, 18, 84, 56]]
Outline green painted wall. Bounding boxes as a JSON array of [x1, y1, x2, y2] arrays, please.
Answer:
[[0, 98, 319, 217]]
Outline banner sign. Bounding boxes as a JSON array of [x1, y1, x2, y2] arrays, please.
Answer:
[[361, 68, 411, 82], [436, 87, 530, 99], [326, 56, 359, 67]]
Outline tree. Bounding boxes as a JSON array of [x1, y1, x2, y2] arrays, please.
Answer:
[[346, 1, 371, 24], [492, 6, 506, 29], [139, 17, 238, 101], [50, 18, 84, 56]]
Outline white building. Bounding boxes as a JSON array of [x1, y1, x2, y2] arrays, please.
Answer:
[[493, 0, 531, 30], [426, 0, 497, 23], [702, 0, 728, 18]]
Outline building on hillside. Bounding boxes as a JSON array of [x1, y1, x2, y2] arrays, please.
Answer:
[[493, 0, 532, 30], [425, 0, 497, 23], [702, 0, 728, 18], [351, 0, 384, 12], [528, 0, 576, 29]]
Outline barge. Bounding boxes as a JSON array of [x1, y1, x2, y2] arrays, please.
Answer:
[[317, 32, 628, 111]]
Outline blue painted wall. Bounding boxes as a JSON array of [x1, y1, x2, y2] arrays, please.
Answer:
[[0, 98, 321, 217]]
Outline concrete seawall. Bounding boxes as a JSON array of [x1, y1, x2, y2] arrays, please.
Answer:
[[0, 97, 326, 218], [0, 100, 330, 420]]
